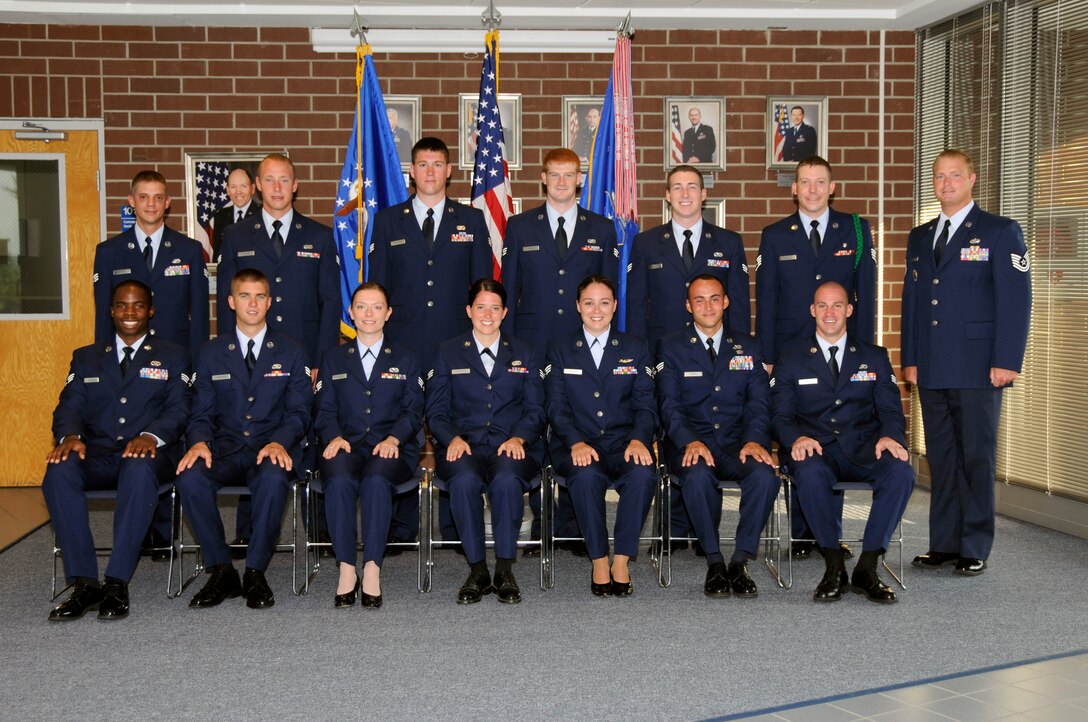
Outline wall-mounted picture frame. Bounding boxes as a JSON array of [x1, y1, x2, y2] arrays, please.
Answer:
[[458, 197, 522, 215], [384, 95, 421, 171], [661, 199, 724, 227], [562, 96, 605, 163], [664, 97, 726, 171], [766, 96, 829, 170], [459, 92, 522, 171], [184, 151, 275, 262]]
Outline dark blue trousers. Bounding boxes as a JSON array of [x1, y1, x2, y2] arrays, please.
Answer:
[[43, 451, 168, 582], [918, 386, 1003, 560]]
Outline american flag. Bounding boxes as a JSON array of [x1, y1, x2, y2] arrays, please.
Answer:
[[670, 104, 684, 165], [194, 160, 229, 260], [469, 30, 514, 279], [568, 108, 580, 150], [773, 103, 790, 162]]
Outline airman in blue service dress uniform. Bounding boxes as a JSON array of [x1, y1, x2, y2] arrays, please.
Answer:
[[314, 282, 423, 609], [210, 167, 260, 263], [427, 279, 546, 604], [756, 156, 877, 558], [176, 269, 312, 611], [682, 106, 716, 164], [772, 282, 914, 604], [902, 150, 1031, 576], [44, 280, 190, 621], [781, 106, 818, 163], [656, 275, 779, 598], [626, 165, 750, 344], [544, 275, 658, 597]]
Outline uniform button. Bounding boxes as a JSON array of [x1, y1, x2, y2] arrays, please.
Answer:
[[931, 299, 938, 305], [118, 417, 126, 424], [486, 384, 492, 391], [245, 414, 252, 420], [932, 278, 940, 285], [713, 423, 720, 429], [558, 289, 564, 295], [117, 436, 124, 441], [365, 390, 372, 396], [685, 281, 690, 287], [815, 274, 823, 280], [599, 429, 605, 436], [593, 391, 600, 398], [831, 418, 837, 423], [275, 277, 283, 283], [427, 301, 434, 307], [365, 408, 371, 414], [712, 406, 719, 412], [426, 280, 434, 287], [243, 431, 251, 437], [931, 320, 939, 326], [365, 427, 370, 432], [714, 385, 721, 392], [833, 429, 841, 435], [596, 411, 604, 417], [558, 269, 566, 276], [485, 421, 491, 427], [427, 260, 434, 267], [835, 399, 843, 405], [248, 396, 255, 402], [276, 296, 283, 303], [557, 309, 564, 315], [486, 403, 492, 409], [120, 397, 127, 404], [276, 315, 283, 322]]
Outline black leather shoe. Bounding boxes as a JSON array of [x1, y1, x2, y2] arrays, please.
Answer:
[[850, 570, 897, 603], [317, 531, 334, 558], [813, 548, 849, 602], [791, 541, 815, 559], [242, 569, 275, 609], [457, 570, 493, 604], [334, 576, 360, 608], [590, 576, 612, 597], [610, 575, 633, 597], [703, 561, 731, 597], [522, 534, 541, 557], [912, 551, 959, 569], [49, 583, 105, 621], [839, 543, 854, 559], [189, 566, 242, 608], [97, 580, 130, 619], [147, 531, 172, 562], [954, 557, 987, 576], [493, 570, 522, 604], [728, 561, 758, 598], [229, 536, 249, 560], [384, 535, 414, 557], [360, 590, 383, 608]]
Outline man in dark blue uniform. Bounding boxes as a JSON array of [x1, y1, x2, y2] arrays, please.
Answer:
[[210, 167, 260, 263], [656, 275, 778, 597], [781, 106, 818, 163], [756, 155, 877, 558], [176, 269, 312, 610], [544, 275, 658, 596], [772, 282, 914, 603], [44, 280, 190, 621], [903, 149, 1031, 576], [682, 107, 716, 164]]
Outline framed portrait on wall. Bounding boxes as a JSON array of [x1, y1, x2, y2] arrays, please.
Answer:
[[661, 199, 724, 227], [458, 92, 522, 171], [766, 96, 828, 170], [562, 96, 604, 163], [183, 151, 275, 264], [383, 95, 421, 171], [663, 97, 726, 171]]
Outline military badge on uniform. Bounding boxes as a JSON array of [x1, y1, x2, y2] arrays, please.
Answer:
[[613, 366, 638, 375], [451, 233, 474, 243], [507, 366, 528, 374], [1011, 252, 1030, 272], [380, 371, 407, 380], [580, 244, 603, 252], [264, 370, 291, 378], [164, 264, 191, 276], [850, 371, 877, 382], [728, 355, 754, 371], [960, 247, 990, 262], [706, 259, 729, 268], [297, 251, 321, 259], [140, 367, 168, 380]]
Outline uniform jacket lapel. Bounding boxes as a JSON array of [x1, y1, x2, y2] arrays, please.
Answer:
[[660, 227, 688, 276]]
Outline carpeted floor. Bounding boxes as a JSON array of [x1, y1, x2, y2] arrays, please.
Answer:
[[2, 488, 1087, 721]]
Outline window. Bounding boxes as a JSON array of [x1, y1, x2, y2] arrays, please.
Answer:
[[0, 156, 67, 316]]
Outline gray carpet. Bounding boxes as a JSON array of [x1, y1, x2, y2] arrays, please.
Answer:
[[2, 488, 1087, 721]]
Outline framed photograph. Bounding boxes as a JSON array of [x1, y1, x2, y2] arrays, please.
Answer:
[[384, 95, 421, 171], [459, 92, 522, 171], [664, 97, 726, 171], [458, 197, 521, 215], [183, 151, 273, 260], [563, 96, 605, 163], [766, 96, 828, 170], [661, 199, 724, 227]]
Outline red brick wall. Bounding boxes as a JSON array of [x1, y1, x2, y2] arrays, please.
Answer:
[[0, 24, 915, 365]]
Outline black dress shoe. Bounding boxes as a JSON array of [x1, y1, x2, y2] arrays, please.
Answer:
[[954, 557, 987, 576], [791, 541, 815, 559], [317, 531, 334, 558], [813, 548, 849, 603], [912, 551, 959, 569], [457, 570, 493, 604], [229, 536, 249, 560], [522, 535, 541, 557], [189, 566, 242, 608], [839, 543, 854, 559], [49, 583, 105, 621], [850, 568, 898, 603], [146, 531, 172, 562], [558, 540, 589, 557], [384, 535, 414, 557], [242, 569, 275, 609], [360, 590, 383, 608], [98, 580, 130, 619], [669, 539, 690, 553], [590, 577, 612, 597], [493, 570, 522, 604], [610, 575, 633, 597], [334, 576, 360, 608], [728, 561, 758, 598], [703, 561, 731, 597]]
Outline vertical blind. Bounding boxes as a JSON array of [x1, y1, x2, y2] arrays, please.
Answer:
[[914, 0, 1088, 502]]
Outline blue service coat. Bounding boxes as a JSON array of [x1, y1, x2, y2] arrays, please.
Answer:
[[368, 197, 494, 371], [755, 209, 876, 362], [426, 332, 545, 461], [93, 227, 210, 351], [544, 329, 658, 457], [902, 204, 1032, 388], [216, 211, 340, 368], [782, 123, 817, 162], [500, 204, 619, 357], [771, 337, 905, 468], [655, 330, 770, 462], [626, 222, 751, 343], [313, 339, 424, 468]]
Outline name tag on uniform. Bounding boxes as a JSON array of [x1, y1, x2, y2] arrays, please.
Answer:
[[961, 247, 990, 261], [390, 239, 406, 247], [707, 259, 730, 268], [237, 250, 256, 257], [563, 368, 583, 376], [728, 355, 753, 371], [112, 268, 131, 276], [297, 251, 321, 259], [451, 368, 471, 375], [850, 371, 877, 382], [83, 376, 100, 384], [211, 373, 231, 381], [523, 245, 540, 252], [331, 373, 347, 380], [683, 371, 703, 377], [798, 377, 818, 385], [451, 233, 474, 243], [139, 367, 169, 380], [164, 264, 190, 276], [648, 263, 664, 270], [613, 366, 637, 375], [779, 254, 797, 262]]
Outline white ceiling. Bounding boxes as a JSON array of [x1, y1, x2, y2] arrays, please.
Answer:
[[0, 0, 986, 32]]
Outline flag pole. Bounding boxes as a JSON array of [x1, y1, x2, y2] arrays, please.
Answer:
[[351, 11, 368, 273], [482, 0, 502, 88]]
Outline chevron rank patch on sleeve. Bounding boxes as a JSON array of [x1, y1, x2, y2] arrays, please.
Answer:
[[1011, 252, 1030, 272]]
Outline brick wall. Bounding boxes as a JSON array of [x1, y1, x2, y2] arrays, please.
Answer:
[[0, 23, 916, 366]]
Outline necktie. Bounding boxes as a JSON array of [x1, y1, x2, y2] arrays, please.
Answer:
[[933, 219, 950, 265], [682, 230, 694, 272], [422, 208, 435, 253], [236, 209, 244, 223], [809, 220, 821, 256], [245, 339, 256, 375], [271, 220, 284, 259], [120, 346, 133, 377], [481, 347, 495, 376], [555, 216, 568, 258], [143, 238, 153, 271], [706, 337, 717, 363], [828, 345, 840, 383]]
